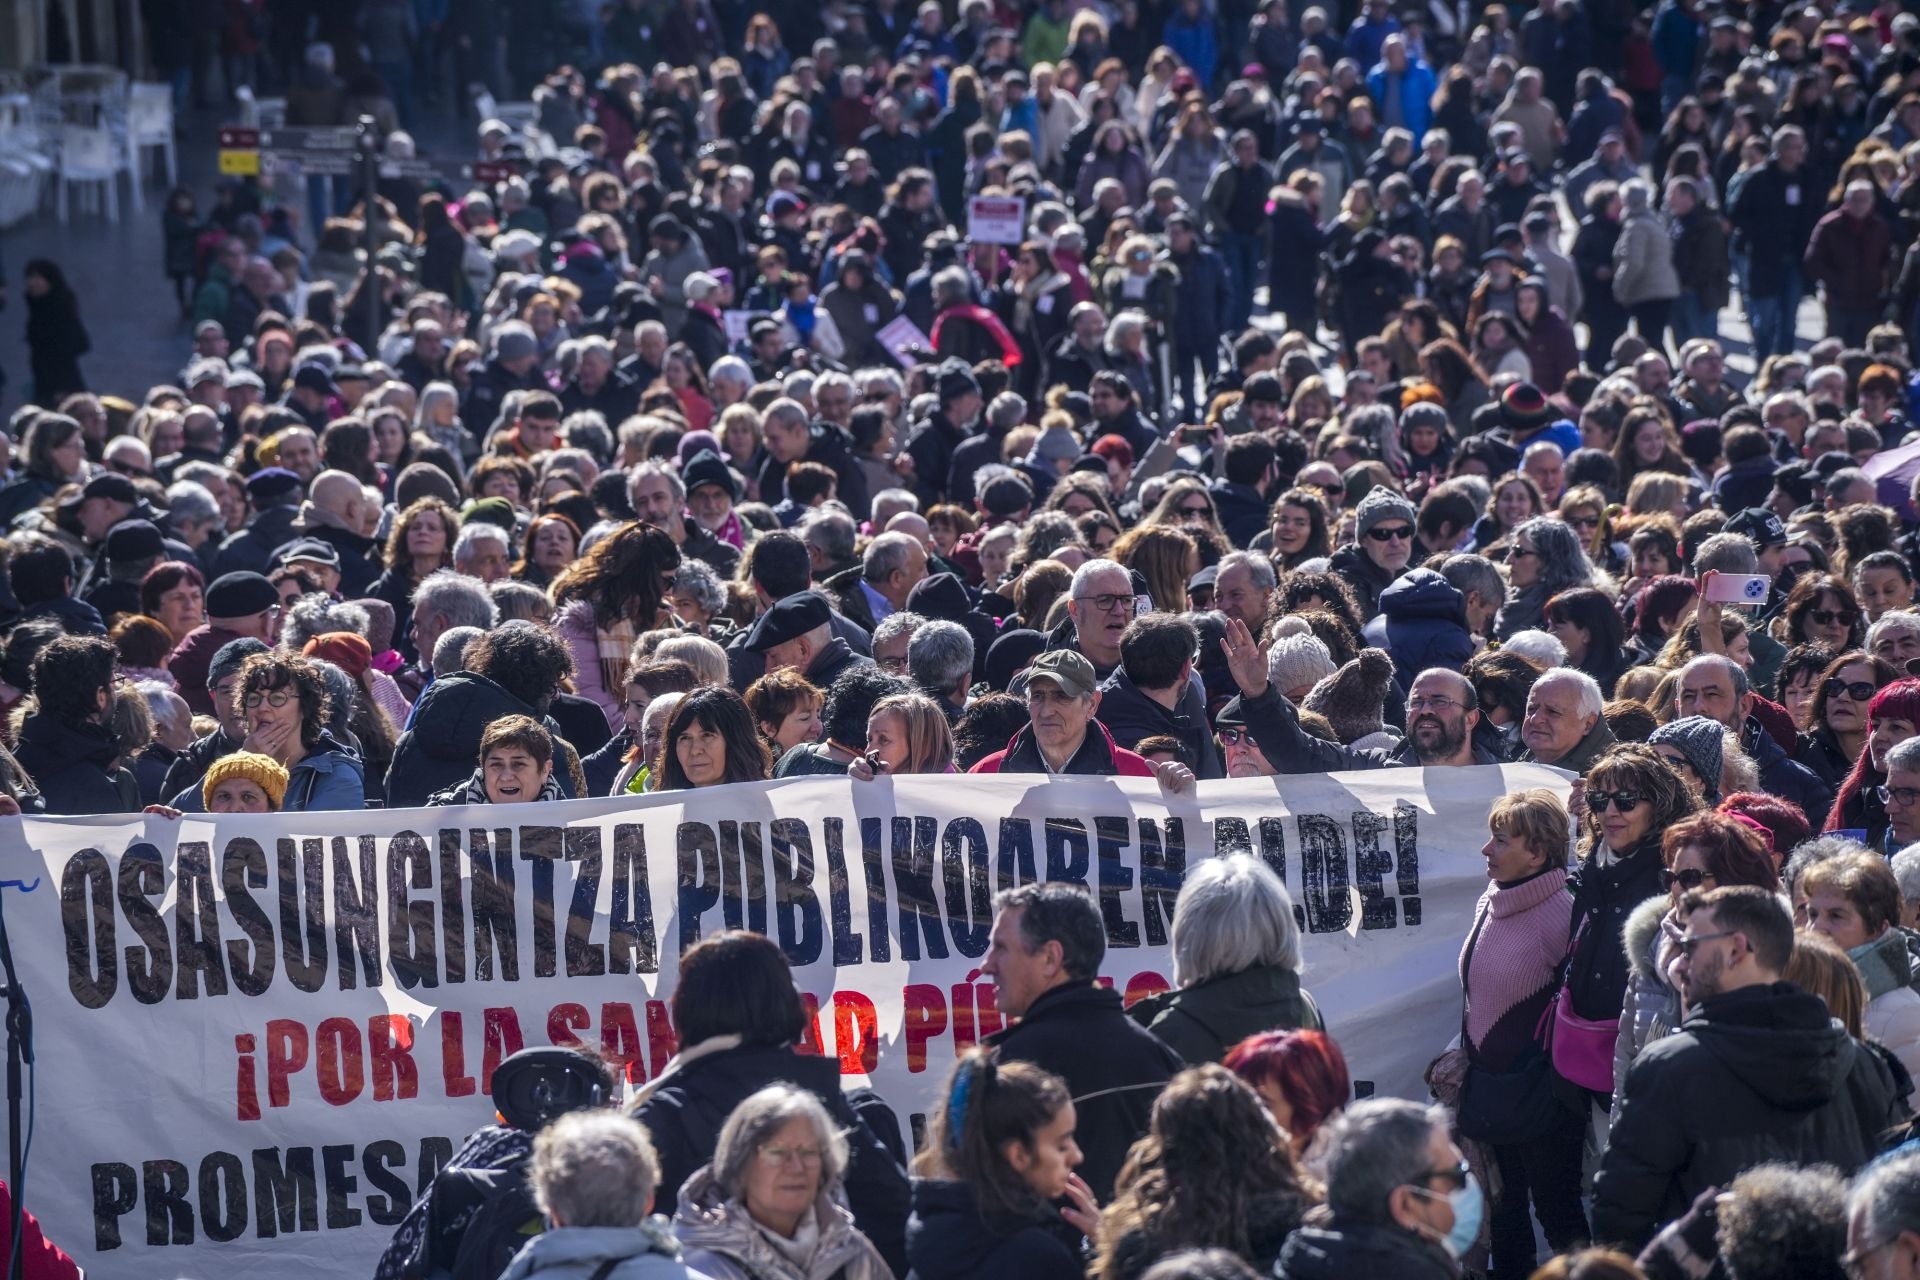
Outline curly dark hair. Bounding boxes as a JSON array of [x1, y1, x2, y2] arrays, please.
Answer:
[[820, 665, 912, 748], [380, 497, 459, 585], [1582, 743, 1702, 857], [1266, 571, 1364, 640], [550, 520, 681, 630], [1092, 1066, 1317, 1280], [1778, 573, 1865, 650], [236, 652, 332, 750], [31, 635, 117, 726], [954, 692, 1030, 769], [466, 620, 573, 713]]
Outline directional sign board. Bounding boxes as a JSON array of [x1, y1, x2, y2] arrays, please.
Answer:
[[216, 125, 260, 176], [261, 125, 361, 176]]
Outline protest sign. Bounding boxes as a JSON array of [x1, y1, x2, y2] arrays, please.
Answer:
[[875, 315, 931, 367], [966, 195, 1027, 245], [7, 764, 1567, 1278]]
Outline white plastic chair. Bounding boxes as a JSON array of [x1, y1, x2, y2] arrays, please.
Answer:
[[54, 124, 126, 222], [124, 82, 175, 188]]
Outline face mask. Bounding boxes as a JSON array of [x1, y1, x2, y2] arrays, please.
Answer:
[[1416, 1174, 1484, 1259]]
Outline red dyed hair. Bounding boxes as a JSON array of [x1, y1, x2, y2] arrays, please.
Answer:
[[1717, 792, 1809, 867], [1827, 679, 1920, 832], [1223, 1029, 1351, 1144]]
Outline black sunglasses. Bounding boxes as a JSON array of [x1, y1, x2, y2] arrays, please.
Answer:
[[1365, 524, 1413, 542], [1661, 867, 1713, 892], [1586, 788, 1645, 812], [1825, 678, 1879, 702], [1810, 608, 1861, 627]]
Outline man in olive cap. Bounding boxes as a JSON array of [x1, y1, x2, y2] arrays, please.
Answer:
[[969, 649, 1158, 776]]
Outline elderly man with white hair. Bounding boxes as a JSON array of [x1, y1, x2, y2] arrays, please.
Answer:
[[1520, 667, 1616, 774], [1871, 612, 1920, 673], [827, 530, 928, 633], [623, 458, 742, 577], [453, 522, 510, 583]]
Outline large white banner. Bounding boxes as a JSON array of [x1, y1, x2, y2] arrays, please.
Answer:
[[5, 764, 1567, 1279]]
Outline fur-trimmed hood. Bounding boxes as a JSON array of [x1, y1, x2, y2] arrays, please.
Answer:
[[1622, 895, 1676, 987]]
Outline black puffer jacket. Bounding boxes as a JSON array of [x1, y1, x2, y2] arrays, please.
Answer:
[[903, 1179, 1082, 1280], [13, 713, 138, 815], [1563, 836, 1668, 1032], [385, 672, 569, 809], [1275, 1222, 1461, 1280], [985, 982, 1184, 1203], [1592, 982, 1904, 1251], [633, 1043, 910, 1276]]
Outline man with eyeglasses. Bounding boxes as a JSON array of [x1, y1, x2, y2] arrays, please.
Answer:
[[1220, 617, 1493, 771], [1061, 559, 1143, 679], [158, 636, 268, 806], [1328, 486, 1418, 619], [1275, 1098, 1477, 1278], [1675, 654, 1833, 825], [1594, 886, 1901, 1252], [1886, 738, 1920, 852]]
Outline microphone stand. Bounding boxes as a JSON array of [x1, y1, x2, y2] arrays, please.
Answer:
[[0, 888, 32, 1280]]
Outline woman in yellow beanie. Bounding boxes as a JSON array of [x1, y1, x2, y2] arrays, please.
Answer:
[[142, 751, 288, 819], [202, 751, 289, 813]]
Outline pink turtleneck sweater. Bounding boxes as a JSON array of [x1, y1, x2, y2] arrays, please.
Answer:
[[1460, 866, 1574, 1071]]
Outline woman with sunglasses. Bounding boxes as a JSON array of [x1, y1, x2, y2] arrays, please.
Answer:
[[1495, 517, 1600, 642], [1777, 573, 1866, 652], [1825, 679, 1920, 847], [1794, 651, 1898, 791], [1611, 811, 1779, 1118], [1563, 745, 1700, 1110]]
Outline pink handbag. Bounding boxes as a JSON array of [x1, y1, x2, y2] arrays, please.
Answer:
[[1547, 983, 1618, 1094]]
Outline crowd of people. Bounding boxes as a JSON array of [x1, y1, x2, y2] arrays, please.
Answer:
[[20, 0, 1920, 1275]]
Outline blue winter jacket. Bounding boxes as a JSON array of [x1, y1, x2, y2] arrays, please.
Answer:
[[1360, 568, 1477, 698]]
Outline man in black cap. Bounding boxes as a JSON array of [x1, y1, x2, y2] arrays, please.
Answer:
[[60, 473, 138, 554], [1724, 506, 1792, 616], [213, 467, 305, 578], [683, 450, 743, 546], [903, 360, 982, 508], [158, 636, 268, 804], [166, 571, 282, 715], [725, 531, 873, 690], [745, 591, 873, 691], [82, 519, 166, 624], [283, 362, 338, 432], [745, 317, 790, 382]]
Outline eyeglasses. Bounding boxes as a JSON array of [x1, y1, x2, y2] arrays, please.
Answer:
[[756, 1144, 825, 1168], [1076, 592, 1141, 614], [1510, 547, 1540, 560], [1585, 788, 1645, 812], [1567, 515, 1601, 530], [243, 691, 292, 709], [1825, 678, 1879, 702], [1407, 695, 1464, 712], [1219, 727, 1251, 746], [1675, 929, 1737, 958], [1661, 867, 1714, 892], [1365, 524, 1413, 543], [1418, 1159, 1472, 1190], [1876, 785, 1920, 808], [1810, 609, 1861, 627]]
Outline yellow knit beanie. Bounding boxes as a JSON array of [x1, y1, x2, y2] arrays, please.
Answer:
[[201, 752, 290, 811]]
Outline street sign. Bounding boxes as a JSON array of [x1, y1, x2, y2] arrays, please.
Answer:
[[217, 149, 260, 176], [261, 125, 361, 176]]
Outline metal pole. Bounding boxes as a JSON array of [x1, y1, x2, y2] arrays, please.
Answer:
[[359, 114, 378, 354]]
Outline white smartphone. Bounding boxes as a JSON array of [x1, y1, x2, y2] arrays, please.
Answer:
[[1703, 573, 1771, 605]]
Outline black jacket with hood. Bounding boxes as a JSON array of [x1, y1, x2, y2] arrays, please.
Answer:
[[13, 712, 137, 815], [1360, 569, 1478, 698], [1592, 981, 1905, 1251]]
